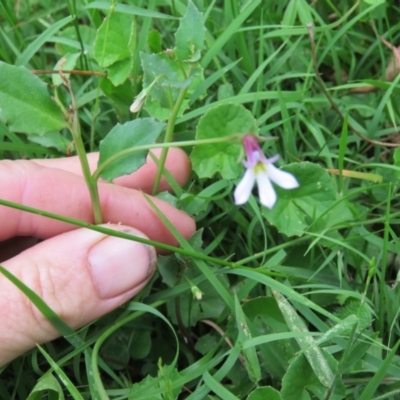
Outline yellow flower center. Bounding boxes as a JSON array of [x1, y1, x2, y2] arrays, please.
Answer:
[[253, 162, 266, 174]]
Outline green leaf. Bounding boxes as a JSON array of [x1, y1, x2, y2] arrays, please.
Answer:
[[281, 352, 345, 400], [248, 387, 282, 400], [175, 1, 206, 62], [28, 132, 70, 153], [234, 294, 261, 383], [203, 371, 240, 400], [157, 255, 180, 287], [243, 297, 296, 379], [334, 298, 373, 332], [201, 0, 261, 68], [148, 30, 162, 53], [55, 25, 96, 55], [394, 147, 400, 167], [106, 58, 133, 86], [157, 363, 183, 400], [191, 103, 258, 179], [36, 345, 84, 400], [86, 1, 176, 19], [363, 0, 385, 4], [218, 83, 234, 100], [357, 340, 400, 400], [130, 330, 152, 360], [93, 11, 135, 84], [273, 290, 334, 388], [27, 374, 64, 400], [102, 331, 131, 369], [140, 52, 194, 120], [97, 118, 165, 182], [263, 162, 351, 237], [0, 62, 66, 135], [99, 78, 133, 121], [310, 315, 359, 348], [129, 375, 163, 400], [94, 12, 134, 67]]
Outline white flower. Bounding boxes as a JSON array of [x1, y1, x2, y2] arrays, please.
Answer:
[[234, 135, 299, 209]]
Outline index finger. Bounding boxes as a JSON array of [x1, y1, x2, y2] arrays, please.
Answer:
[[32, 147, 191, 193]]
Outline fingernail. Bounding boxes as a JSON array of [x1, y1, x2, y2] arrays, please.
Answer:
[[88, 234, 156, 299]]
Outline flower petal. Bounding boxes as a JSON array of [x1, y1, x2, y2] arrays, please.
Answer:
[[234, 168, 256, 205], [256, 170, 277, 209], [267, 163, 299, 189]]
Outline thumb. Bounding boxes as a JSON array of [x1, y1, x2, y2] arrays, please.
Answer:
[[0, 225, 156, 366]]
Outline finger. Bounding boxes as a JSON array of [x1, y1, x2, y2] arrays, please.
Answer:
[[0, 225, 156, 366], [0, 160, 195, 247], [32, 148, 191, 193]]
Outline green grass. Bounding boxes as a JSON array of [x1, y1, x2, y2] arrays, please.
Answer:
[[1, 0, 400, 399]]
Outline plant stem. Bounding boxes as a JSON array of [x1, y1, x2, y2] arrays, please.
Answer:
[[92, 135, 241, 181], [0, 197, 294, 279], [59, 64, 103, 224], [72, 121, 103, 224], [151, 86, 189, 195], [31, 69, 107, 76]]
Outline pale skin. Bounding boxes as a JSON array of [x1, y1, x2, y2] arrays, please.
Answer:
[[0, 148, 195, 366]]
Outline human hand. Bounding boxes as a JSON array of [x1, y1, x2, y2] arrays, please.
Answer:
[[0, 148, 195, 366]]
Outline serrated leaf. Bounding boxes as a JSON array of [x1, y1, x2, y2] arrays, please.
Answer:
[[106, 58, 133, 86], [175, 1, 206, 62], [262, 162, 352, 237], [157, 255, 180, 287], [98, 118, 165, 181], [129, 375, 162, 400], [128, 365, 183, 400], [99, 78, 133, 121], [93, 11, 135, 85], [334, 299, 372, 332], [0, 62, 66, 135], [311, 314, 358, 348], [94, 12, 135, 68], [191, 103, 258, 179], [140, 52, 191, 120]]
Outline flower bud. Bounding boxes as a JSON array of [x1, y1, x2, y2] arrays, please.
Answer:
[[191, 285, 203, 301], [129, 95, 145, 113]]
